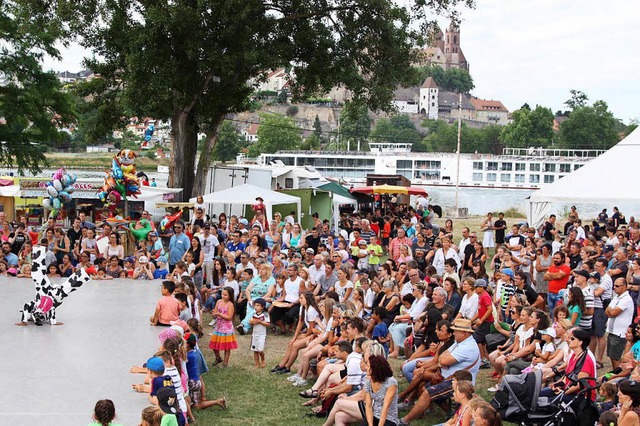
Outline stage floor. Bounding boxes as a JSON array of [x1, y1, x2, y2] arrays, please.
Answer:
[[0, 277, 162, 426]]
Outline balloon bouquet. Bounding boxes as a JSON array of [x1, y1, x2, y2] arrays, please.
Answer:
[[43, 168, 77, 219], [97, 149, 141, 218]]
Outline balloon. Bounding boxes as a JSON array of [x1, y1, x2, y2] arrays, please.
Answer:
[[52, 168, 65, 181], [129, 219, 152, 241], [65, 186, 75, 194], [47, 186, 59, 198], [49, 209, 59, 219], [52, 198, 61, 209], [111, 159, 123, 179], [160, 211, 182, 232], [59, 191, 71, 203], [53, 179, 63, 192], [42, 198, 52, 209]]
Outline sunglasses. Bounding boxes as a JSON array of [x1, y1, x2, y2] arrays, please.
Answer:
[[614, 284, 626, 288]]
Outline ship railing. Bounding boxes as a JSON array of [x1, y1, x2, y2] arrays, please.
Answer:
[[502, 147, 606, 157]]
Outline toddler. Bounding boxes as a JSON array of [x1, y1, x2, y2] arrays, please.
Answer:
[[89, 399, 122, 426], [250, 298, 270, 368], [597, 381, 617, 414], [522, 327, 556, 373], [184, 332, 226, 410]]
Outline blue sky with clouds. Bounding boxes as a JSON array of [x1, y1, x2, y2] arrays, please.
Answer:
[[42, 0, 639, 122]]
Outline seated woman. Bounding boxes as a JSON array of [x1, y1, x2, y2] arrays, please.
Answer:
[[487, 306, 524, 380], [400, 310, 444, 382], [398, 320, 454, 407], [539, 328, 596, 403], [388, 284, 428, 358], [539, 319, 573, 382], [618, 380, 640, 426], [321, 341, 388, 426], [599, 324, 640, 383], [271, 292, 323, 374]]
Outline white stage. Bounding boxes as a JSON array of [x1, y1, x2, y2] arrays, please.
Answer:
[[0, 277, 161, 426]]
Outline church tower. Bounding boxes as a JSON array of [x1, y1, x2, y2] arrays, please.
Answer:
[[444, 20, 460, 54]]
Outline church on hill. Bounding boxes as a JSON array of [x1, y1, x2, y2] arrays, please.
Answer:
[[417, 21, 469, 71]]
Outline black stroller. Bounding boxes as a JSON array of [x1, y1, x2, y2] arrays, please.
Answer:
[[490, 369, 600, 426]]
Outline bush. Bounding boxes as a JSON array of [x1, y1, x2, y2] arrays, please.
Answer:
[[286, 105, 299, 116], [503, 207, 526, 218]]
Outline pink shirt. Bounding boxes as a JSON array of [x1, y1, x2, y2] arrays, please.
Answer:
[[156, 295, 180, 325]]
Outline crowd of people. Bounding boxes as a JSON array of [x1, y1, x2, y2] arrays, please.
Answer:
[[6, 199, 640, 425]]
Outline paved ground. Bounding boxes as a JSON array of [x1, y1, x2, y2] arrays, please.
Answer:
[[0, 277, 161, 426]]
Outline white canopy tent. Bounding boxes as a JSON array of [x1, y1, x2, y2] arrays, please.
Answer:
[[528, 128, 640, 228], [190, 183, 301, 223], [331, 193, 358, 232]]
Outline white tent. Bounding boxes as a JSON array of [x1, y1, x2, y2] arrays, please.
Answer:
[[331, 193, 358, 232], [190, 183, 301, 223], [528, 128, 640, 228]]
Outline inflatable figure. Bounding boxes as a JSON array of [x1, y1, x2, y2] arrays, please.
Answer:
[[17, 247, 95, 326], [142, 124, 155, 149], [43, 168, 77, 219], [159, 211, 183, 232], [129, 218, 153, 241]]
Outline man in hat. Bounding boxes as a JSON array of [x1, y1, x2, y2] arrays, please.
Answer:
[[398, 318, 480, 425], [573, 269, 595, 333]]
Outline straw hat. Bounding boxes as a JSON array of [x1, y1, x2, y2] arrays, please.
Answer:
[[450, 318, 474, 333]]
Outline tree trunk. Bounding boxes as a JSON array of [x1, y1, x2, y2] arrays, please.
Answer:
[[169, 110, 198, 201], [193, 115, 224, 196]]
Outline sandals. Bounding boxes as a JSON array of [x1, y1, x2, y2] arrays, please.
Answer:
[[299, 388, 318, 398], [212, 358, 223, 367], [596, 361, 604, 369], [221, 397, 227, 410]]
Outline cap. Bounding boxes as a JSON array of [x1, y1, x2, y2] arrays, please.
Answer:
[[573, 269, 590, 279], [501, 268, 515, 278], [239, 218, 249, 226], [184, 331, 197, 346], [540, 327, 556, 338], [474, 278, 488, 288], [204, 223, 211, 229], [603, 245, 615, 253], [124, 256, 134, 263], [149, 231, 158, 237], [358, 268, 370, 275], [305, 248, 315, 254], [146, 356, 165, 373], [255, 196, 264, 202], [156, 386, 180, 415], [358, 239, 367, 246], [139, 256, 149, 263], [424, 224, 433, 230]]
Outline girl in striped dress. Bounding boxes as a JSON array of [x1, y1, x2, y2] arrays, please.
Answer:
[[209, 287, 238, 367]]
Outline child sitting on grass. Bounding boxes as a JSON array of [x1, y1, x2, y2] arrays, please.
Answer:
[[150, 281, 181, 326], [184, 332, 227, 411]]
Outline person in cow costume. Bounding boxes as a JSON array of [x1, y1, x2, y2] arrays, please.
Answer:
[[16, 246, 95, 326]]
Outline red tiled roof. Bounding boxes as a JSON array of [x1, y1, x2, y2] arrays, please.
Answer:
[[470, 98, 508, 112]]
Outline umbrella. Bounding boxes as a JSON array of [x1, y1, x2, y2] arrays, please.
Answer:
[[350, 184, 427, 196]]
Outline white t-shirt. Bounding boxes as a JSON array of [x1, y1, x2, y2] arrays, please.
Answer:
[[225, 279, 239, 300], [364, 288, 375, 313], [284, 276, 304, 303], [345, 352, 365, 386], [335, 280, 354, 302], [607, 291, 635, 338], [400, 282, 413, 297], [408, 296, 428, 321], [459, 293, 479, 320], [592, 274, 613, 309], [302, 306, 320, 329], [516, 325, 535, 350], [199, 234, 219, 262], [309, 264, 325, 285]]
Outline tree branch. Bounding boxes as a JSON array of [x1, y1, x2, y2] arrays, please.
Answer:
[[182, 71, 218, 115]]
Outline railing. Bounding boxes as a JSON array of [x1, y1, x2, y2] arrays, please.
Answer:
[[502, 147, 606, 157]]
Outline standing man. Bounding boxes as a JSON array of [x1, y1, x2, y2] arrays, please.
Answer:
[[590, 258, 613, 367], [458, 227, 471, 262], [544, 251, 571, 310], [542, 214, 558, 242], [168, 222, 190, 272], [573, 269, 595, 333], [199, 224, 219, 289], [606, 277, 634, 369], [505, 224, 525, 258], [493, 212, 507, 247]]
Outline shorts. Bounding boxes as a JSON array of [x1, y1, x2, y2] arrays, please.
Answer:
[[188, 379, 202, 404], [251, 334, 266, 352], [357, 401, 397, 425], [426, 379, 454, 403], [472, 322, 491, 344], [608, 333, 626, 360], [592, 308, 606, 338]]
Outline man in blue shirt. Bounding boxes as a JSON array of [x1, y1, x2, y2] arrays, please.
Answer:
[[2, 242, 19, 268], [168, 222, 190, 272], [225, 231, 246, 263]]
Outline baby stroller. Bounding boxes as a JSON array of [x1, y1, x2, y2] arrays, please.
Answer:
[[490, 369, 600, 426]]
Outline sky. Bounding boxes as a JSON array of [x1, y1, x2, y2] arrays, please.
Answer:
[[41, 0, 640, 123]]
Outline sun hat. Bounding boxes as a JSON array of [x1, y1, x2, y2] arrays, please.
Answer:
[[450, 318, 474, 333]]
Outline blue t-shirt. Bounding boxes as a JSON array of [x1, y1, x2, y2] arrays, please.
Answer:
[[441, 335, 480, 383], [632, 340, 640, 360], [186, 349, 199, 381], [154, 268, 169, 279], [168, 233, 191, 265], [226, 241, 246, 262], [372, 322, 389, 354], [150, 375, 173, 396], [4, 252, 18, 267]]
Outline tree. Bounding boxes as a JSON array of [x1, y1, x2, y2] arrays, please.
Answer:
[[564, 89, 589, 110], [300, 134, 321, 150], [339, 101, 372, 151], [0, 1, 75, 173], [211, 121, 243, 162], [247, 113, 301, 157], [313, 115, 324, 142], [500, 105, 553, 148], [412, 65, 474, 93], [559, 100, 619, 150], [370, 114, 422, 146], [420, 119, 498, 154], [66, 0, 472, 199]]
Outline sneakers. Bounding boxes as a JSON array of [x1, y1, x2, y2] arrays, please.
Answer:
[[487, 385, 500, 392], [271, 365, 283, 373], [287, 374, 301, 382], [209, 319, 216, 326], [293, 377, 307, 387], [277, 367, 291, 374], [397, 399, 414, 411], [480, 359, 491, 369]]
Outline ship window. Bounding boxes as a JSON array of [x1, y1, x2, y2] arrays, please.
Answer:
[[473, 161, 483, 171], [285, 178, 294, 188], [559, 164, 571, 173], [472, 173, 482, 181], [500, 162, 512, 171], [529, 174, 540, 183], [515, 174, 525, 183], [544, 163, 556, 173], [500, 174, 511, 182], [529, 163, 540, 172], [486, 173, 497, 182], [397, 160, 412, 169], [515, 163, 526, 171], [574, 164, 582, 171], [544, 175, 555, 183], [486, 162, 498, 171]]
